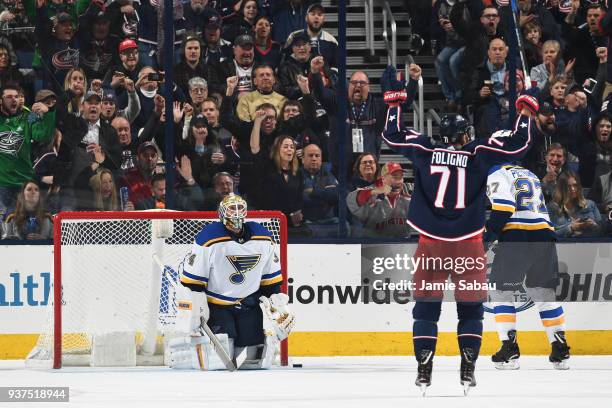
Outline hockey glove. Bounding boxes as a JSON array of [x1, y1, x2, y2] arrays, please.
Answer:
[[383, 90, 408, 107], [380, 65, 405, 94], [515, 94, 539, 116], [259, 293, 295, 341]]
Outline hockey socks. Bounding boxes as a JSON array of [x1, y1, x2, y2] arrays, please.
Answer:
[[413, 320, 438, 360]]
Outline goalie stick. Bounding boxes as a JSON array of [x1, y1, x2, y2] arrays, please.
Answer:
[[152, 253, 237, 371]]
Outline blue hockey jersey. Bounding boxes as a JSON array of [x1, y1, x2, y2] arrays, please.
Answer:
[[382, 106, 533, 241]]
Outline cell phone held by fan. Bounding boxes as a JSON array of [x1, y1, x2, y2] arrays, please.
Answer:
[[120, 187, 130, 211], [147, 72, 165, 82], [583, 78, 597, 94]]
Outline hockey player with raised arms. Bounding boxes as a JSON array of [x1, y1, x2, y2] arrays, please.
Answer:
[[486, 164, 570, 370], [381, 64, 537, 395], [169, 194, 295, 370]]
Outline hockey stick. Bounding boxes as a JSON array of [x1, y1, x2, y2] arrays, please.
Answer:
[[510, 0, 531, 89], [152, 253, 237, 371]]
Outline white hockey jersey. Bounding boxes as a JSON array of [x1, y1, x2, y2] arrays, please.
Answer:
[[179, 221, 282, 305], [486, 164, 554, 232]]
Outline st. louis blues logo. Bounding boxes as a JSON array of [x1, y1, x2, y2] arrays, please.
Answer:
[[226, 254, 261, 285]]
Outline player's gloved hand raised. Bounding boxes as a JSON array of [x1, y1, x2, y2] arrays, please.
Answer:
[[380, 65, 405, 93], [515, 94, 539, 116]]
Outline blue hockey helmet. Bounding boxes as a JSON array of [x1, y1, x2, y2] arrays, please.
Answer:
[[437, 114, 472, 145]]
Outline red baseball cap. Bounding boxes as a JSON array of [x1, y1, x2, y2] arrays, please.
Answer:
[[119, 39, 138, 53], [381, 162, 403, 177]]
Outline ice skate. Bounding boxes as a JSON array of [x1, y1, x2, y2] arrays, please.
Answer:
[[415, 349, 433, 396], [460, 347, 476, 396], [492, 330, 520, 370], [549, 331, 570, 370]]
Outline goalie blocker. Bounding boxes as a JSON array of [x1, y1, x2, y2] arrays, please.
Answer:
[[169, 194, 295, 370]]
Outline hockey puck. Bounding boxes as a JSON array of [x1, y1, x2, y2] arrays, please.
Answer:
[[292, 363, 303, 368]]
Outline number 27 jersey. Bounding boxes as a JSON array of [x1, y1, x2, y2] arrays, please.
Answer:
[[382, 107, 533, 241]]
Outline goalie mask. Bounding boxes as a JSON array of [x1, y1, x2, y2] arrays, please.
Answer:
[[219, 194, 247, 232]]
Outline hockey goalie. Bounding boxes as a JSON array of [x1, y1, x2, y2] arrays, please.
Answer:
[[168, 194, 295, 370]]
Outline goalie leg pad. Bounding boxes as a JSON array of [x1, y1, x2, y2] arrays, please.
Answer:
[[168, 334, 232, 370], [236, 336, 278, 370], [175, 284, 209, 334]]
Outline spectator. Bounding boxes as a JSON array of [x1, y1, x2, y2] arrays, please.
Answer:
[[346, 162, 413, 238], [103, 39, 143, 100], [313, 60, 419, 174], [450, 0, 504, 92], [433, 0, 465, 111], [253, 16, 282, 69], [177, 115, 230, 189], [54, 91, 122, 210], [184, 0, 219, 36], [111, 116, 137, 171], [0, 85, 54, 217], [523, 21, 543, 70], [0, 44, 23, 89], [537, 143, 568, 202], [547, 76, 568, 110], [562, 1, 606, 85], [236, 64, 287, 121], [100, 85, 140, 125], [499, 0, 560, 42], [222, 102, 281, 202], [351, 153, 379, 189], [286, 3, 339, 72], [223, 0, 259, 44], [174, 35, 208, 96], [278, 32, 332, 100], [253, 133, 307, 235], [1, 181, 53, 240], [203, 171, 235, 210], [120, 141, 159, 209], [77, 4, 119, 81], [201, 12, 232, 66], [574, 113, 612, 188], [271, 0, 310, 45], [301, 143, 338, 230], [530, 40, 574, 91], [186, 76, 208, 115], [208, 34, 255, 96], [464, 38, 509, 138], [56, 67, 87, 125], [75, 168, 121, 211], [522, 101, 558, 175], [548, 171, 603, 237], [589, 169, 612, 216], [201, 97, 233, 144], [35, 7, 78, 92], [277, 98, 322, 160]]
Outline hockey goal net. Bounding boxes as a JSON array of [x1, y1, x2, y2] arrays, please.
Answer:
[[26, 211, 288, 368]]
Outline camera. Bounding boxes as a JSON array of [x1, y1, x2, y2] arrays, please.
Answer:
[[147, 72, 165, 82]]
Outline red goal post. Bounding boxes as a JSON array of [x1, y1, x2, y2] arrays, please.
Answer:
[[43, 210, 288, 368]]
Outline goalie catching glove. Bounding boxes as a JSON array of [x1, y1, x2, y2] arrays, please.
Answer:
[[515, 94, 539, 116], [260, 293, 295, 341]]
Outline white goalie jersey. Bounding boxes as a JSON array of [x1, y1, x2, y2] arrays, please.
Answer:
[[179, 221, 283, 305]]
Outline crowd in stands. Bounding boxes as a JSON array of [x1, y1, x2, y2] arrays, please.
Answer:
[[0, 0, 611, 240]]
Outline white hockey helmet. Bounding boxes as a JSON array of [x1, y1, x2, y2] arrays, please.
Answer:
[[218, 193, 247, 231]]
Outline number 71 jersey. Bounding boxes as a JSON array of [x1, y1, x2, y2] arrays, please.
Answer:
[[382, 106, 533, 241]]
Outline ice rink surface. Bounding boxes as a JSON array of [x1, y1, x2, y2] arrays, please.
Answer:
[[1, 356, 611, 408]]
